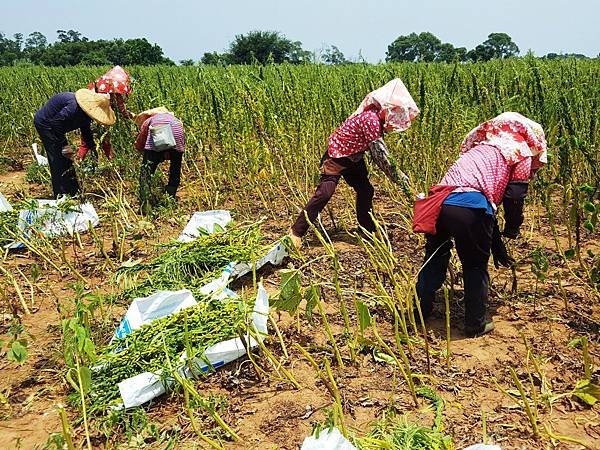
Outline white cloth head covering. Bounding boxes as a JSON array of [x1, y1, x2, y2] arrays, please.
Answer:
[[353, 78, 420, 133], [461, 112, 547, 169]]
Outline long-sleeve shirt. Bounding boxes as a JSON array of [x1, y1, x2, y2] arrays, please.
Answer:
[[441, 144, 532, 209], [34, 92, 95, 150], [440, 144, 532, 236], [327, 110, 382, 158], [135, 113, 185, 153]]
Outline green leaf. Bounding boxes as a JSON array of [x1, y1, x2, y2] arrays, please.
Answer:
[[272, 269, 302, 314], [373, 350, 396, 366], [356, 301, 371, 333], [568, 337, 584, 348], [66, 369, 79, 392], [304, 284, 320, 323], [79, 366, 92, 394], [572, 379, 600, 406], [583, 201, 596, 214], [564, 248, 575, 259], [7, 341, 28, 365]]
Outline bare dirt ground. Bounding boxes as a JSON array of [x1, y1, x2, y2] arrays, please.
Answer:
[[1, 165, 599, 450]]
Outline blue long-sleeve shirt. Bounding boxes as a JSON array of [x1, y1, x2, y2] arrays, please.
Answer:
[[34, 92, 95, 150]]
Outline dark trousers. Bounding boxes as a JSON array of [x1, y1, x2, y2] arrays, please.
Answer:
[[416, 204, 494, 331], [139, 149, 183, 202], [291, 158, 375, 236], [34, 122, 79, 198]]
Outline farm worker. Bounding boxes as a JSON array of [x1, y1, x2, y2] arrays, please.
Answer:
[[288, 79, 420, 247], [33, 90, 116, 199], [79, 66, 134, 160], [134, 108, 185, 214], [413, 112, 547, 337]]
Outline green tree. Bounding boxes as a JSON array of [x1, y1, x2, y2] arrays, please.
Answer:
[[322, 45, 347, 65], [468, 33, 519, 61], [56, 29, 87, 43], [201, 51, 229, 65], [23, 31, 48, 63], [386, 32, 463, 62], [179, 59, 195, 66], [228, 31, 309, 64], [0, 33, 23, 65]]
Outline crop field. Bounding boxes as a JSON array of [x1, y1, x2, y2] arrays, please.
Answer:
[[0, 60, 599, 449]]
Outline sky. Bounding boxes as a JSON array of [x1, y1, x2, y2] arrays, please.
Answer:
[[3, 0, 599, 62]]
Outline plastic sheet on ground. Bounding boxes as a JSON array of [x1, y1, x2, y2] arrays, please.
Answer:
[[0, 193, 12, 212], [199, 241, 287, 296], [6, 198, 99, 249], [112, 289, 196, 341], [32, 143, 49, 166], [177, 210, 232, 242], [116, 283, 270, 409], [301, 428, 356, 450]]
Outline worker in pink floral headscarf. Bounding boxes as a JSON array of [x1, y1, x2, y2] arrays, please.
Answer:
[[288, 79, 420, 248], [89, 66, 134, 118], [79, 66, 135, 160], [414, 112, 547, 337]]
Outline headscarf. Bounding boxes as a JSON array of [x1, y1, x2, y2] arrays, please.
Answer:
[[92, 66, 132, 96], [461, 112, 547, 169], [134, 107, 173, 128], [353, 78, 420, 133]]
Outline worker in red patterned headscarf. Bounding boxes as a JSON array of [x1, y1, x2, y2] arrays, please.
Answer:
[[79, 66, 135, 160], [413, 112, 547, 337], [288, 79, 420, 248]]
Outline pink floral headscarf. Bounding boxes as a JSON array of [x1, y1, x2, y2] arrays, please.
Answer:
[[91, 66, 132, 96], [353, 78, 420, 133], [461, 112, 547, 169]]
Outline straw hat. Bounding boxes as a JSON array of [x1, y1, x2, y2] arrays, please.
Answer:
[[134, 107, 172, 128], [75, 89, 116, 126]]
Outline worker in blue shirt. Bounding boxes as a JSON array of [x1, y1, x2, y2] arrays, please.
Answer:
[[34, 89, 115, 198]]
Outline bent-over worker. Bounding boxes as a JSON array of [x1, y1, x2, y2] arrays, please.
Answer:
[[413, 112, 547, 337], [134, 108, 185, 214], [34, 90, 115, 198], [288, 78, 420, 247]]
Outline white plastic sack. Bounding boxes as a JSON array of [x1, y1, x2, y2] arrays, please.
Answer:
[[198, 241, 288, 297], [462, 445, 501, 450], [230, 240, 288, 279], [0, 193, 12, 212], [113, 289, 196, 340], [7, 198, 100, 249], [117, 283, 270, 408], [301, 428, 356, 450], [177, 210, 232, 242], [32, 143, 49, 166]]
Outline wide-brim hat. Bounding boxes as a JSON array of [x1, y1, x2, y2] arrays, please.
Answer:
[[75, 89, 116, 126], [134, 107, 172, 128]]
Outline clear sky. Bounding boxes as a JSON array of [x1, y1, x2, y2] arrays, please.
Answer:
[[3, 0, 599, 62]]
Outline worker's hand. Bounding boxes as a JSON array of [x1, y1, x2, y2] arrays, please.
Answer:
[[502, 227, 520, 239], [493, 246, 515, 269], [492, 220, 515, 268], [102, 140, 114, 159], [62, 145, 74, 160], [77, 143, 90, 160]]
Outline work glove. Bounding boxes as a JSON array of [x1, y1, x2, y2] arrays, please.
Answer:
[[102, 140, 114, 159], [502, 225, 521, 240], [491, 221, 515, 269], [77, 143, 90, 160]]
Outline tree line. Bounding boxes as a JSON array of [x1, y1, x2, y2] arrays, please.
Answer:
[[0, 29, 595, 67], [0, 30, 173, 66]]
